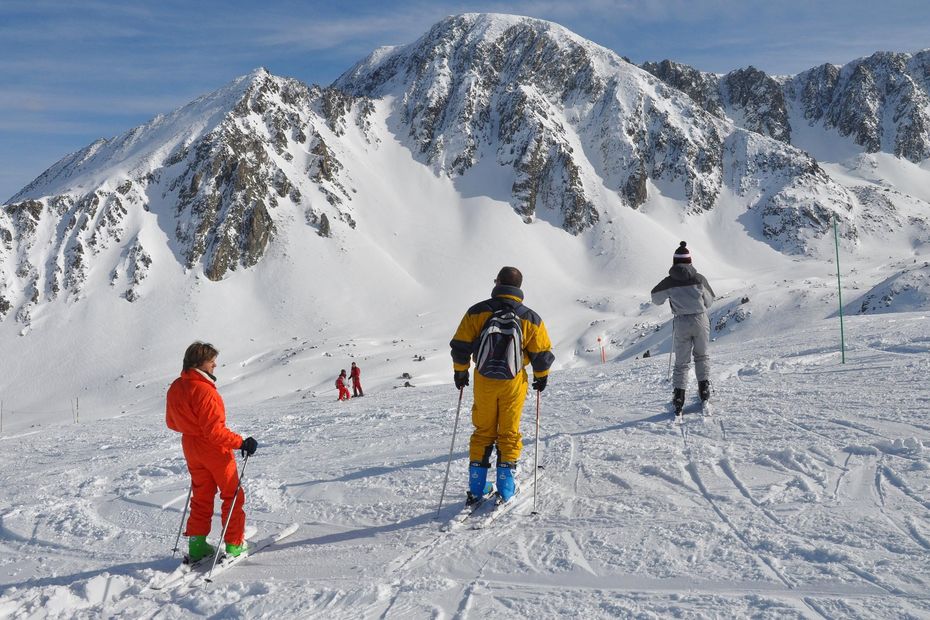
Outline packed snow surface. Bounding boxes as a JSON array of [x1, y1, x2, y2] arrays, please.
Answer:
[[1, 308, 929, 618]]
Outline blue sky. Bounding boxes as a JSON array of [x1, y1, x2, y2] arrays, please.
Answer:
[[2, 0, 929, 202]]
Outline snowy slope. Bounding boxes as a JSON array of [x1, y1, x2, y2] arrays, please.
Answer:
[[1, 309, 929, 618]]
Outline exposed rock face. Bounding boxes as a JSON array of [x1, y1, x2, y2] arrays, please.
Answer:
[[111, 238, 152, 302], [792, 51, 930, 161], [162, 73, 369, 279], [644, 50, 930, 162], [640, 60, 725, 118], [721, 67, 791, 143], [336, 14, 850, 236], [722, 130, 853, 253], [0, 69, 372, 322], [852, 263, 930, 314], [336, 14, 603, 231], [641, 63, 794, 145]]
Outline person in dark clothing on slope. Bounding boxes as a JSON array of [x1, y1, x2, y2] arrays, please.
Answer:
[[651, 242, 715, 414]]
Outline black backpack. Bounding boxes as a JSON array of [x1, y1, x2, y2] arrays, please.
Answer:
[[475, 304, 524, 379]]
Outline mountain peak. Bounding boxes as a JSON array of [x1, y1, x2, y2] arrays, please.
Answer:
[[332, 12, 860, 247], [0, 65, 375, 321]]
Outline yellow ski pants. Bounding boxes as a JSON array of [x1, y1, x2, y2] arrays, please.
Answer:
[[469, 369, 529, 464]]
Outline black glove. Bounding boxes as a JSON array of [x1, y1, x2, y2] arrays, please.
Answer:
[[532, 375, 548, 392], [454, 370, 469, 390], [240, 436, 258, 456]]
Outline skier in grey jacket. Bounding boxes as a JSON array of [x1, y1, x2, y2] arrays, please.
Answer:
[[651, 241, 715, 414]]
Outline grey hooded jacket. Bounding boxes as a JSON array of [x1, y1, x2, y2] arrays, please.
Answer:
[[651, 264, 715, 316]]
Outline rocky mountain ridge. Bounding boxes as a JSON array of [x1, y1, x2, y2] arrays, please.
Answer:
[[1, 13, 928, 326], [334, 13, 851, 239], [0, 69, 373, 321], [642, 49, 930, 162]]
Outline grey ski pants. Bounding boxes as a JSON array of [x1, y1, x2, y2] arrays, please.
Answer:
[[672, 312, 710, 389]]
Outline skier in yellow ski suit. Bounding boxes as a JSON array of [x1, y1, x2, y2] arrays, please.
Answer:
[[450, 266, 554, 502]]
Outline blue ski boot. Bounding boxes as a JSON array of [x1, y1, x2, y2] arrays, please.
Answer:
[[496, 462, 517, 502], [467, 462, 493, 505]]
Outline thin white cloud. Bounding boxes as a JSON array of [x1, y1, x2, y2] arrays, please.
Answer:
[[251, 13, 425, 50]]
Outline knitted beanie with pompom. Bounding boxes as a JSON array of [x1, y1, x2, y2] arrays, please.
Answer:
[[673, 241, 691, 264]]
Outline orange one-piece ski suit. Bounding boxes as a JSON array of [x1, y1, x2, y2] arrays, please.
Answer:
[[166, 369, 246, 545]]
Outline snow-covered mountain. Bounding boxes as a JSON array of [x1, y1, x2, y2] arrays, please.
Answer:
[[334, 14, 854, 246], [1, 12, 929, 422], [642, 50, 930, 162], [5, 14, 922, 324], [2, 68, 371, 316]]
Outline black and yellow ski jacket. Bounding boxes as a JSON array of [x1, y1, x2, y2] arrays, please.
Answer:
[[450, 285, 555, 379]]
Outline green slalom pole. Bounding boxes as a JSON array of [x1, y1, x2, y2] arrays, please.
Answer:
[[833, 214, 846, 364]]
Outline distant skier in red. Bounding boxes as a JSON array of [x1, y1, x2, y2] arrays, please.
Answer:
[[350, 362, 364, 397], [336, 369, 351, 401]]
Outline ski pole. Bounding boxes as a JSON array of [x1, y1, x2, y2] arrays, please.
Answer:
[[435, 387, 464, 520], [207, 453, 250, 581], [171, 485, 192, 556], [532, 389, 542, 515]]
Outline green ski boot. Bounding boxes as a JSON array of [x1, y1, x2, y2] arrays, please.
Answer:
[[188, 535, 215, 562], [225, 541, 249, 558]]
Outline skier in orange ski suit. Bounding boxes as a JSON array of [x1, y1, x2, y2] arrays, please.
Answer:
[[166, 342, 257, 553]]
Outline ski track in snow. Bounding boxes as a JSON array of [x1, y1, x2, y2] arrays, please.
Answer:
[[2, 314, 930, 617]]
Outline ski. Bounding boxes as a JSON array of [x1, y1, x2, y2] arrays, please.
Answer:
[[701, 400, 713, 416], [151, 523, 299, 590], [470, 466, 543, 530], [440, 494, 493, 532], [203, 523, 298, 584], [148, 555, 207, 590]]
